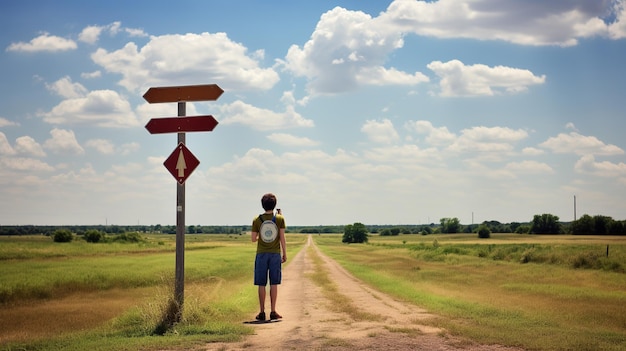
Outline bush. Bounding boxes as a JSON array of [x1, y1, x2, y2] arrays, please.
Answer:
[[111, 232, 144, 243], [84, 229, 105, 243], [477, 225, 491, 239], [520, 248, 535, 263], [52, 229, 73, 243], [380, 229, 392, 236]]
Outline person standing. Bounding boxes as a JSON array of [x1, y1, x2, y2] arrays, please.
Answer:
[[251, 193, 287, 321]]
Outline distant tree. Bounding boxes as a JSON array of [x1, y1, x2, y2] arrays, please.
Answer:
[[593, 215, 612, 235], [440, 217, 461, 233], [530, 214, 562, 234], [608, 220, 625, 235], [342, 222, 368, 243], [379, 229, 392, 236], [53, 229, 73, 243], [510, 222, 521, 232], [390, 228, 401, 236], [571, 214, 594, 234]]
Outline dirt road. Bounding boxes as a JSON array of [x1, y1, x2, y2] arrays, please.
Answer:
[[208, 236, 523, 351]]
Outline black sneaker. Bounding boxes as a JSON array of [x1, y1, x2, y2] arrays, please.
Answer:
[[270, 311, 282, 320], [255, 312, 266, 321]]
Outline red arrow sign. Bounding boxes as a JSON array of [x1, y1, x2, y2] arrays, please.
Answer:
[[143, 84, 224, 103], [163, 143, 200, 184], [145, 115, 218, 134]]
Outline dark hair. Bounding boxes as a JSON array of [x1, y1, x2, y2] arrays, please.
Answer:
[[261, 193, 277, 211]]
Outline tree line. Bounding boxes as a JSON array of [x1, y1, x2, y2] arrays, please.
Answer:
[[1, 213, 624, 237]]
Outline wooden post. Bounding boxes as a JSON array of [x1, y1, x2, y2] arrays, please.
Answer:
[[175, 101, 186, 321]]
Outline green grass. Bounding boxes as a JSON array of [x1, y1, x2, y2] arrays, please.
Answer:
[[314, 234, 626, 351], [0, 233, 306, 351], [3, 232, 625, 351]]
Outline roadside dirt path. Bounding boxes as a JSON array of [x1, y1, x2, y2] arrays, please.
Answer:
[[208, 236, 523, 351]]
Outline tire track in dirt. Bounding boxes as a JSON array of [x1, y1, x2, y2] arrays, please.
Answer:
[[207, 236, 524, 351]]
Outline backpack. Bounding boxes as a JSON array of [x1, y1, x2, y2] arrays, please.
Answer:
[[258, 214, 278, 243]]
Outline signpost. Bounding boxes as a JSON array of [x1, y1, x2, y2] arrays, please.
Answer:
[[144, 84, 222, 323]]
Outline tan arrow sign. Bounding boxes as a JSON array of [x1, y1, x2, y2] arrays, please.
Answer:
[[163, 143, 200, 184]]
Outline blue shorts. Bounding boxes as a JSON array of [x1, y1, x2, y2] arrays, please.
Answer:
[[254, 252, 282, 286]]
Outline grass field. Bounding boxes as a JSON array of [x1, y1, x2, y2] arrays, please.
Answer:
[[315, 233, 626, 351], [0, 233, 306, 351], [1, 232, 625, 351]]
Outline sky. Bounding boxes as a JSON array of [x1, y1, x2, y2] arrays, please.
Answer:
[[1, 0, 625, 226]]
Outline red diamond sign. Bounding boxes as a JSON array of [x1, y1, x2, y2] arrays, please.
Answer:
[[163, 143, 200, 184]]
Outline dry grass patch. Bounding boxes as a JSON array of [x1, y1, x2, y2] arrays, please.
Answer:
[[0, 287, 152, 344]]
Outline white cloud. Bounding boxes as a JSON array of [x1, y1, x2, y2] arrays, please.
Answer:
[[0, 157, 55, 172], [0, 132, 16, 155], [357, 66, 429, 86], [505, 160, 554, 174], [522, 147, 544, 156], [283, 6, 426, 96], [15, 136, 46, 157], [6, 32, 77, 52], [540, 132, 624, 155], [267, 133, 319, 147], [405, 120, 456, 146], [575, 154, 626, 177], [108, 22, 122, 35], [79, 22, 147, 44], [609, 1, 626, 39], [86, 139, 115, 155], [427, 60, 546, 97], [91, 32, 279, 92], [383, 0, 618, 46], [119, 142, 140, 155], [46, 76, 88, 99], [361, 119, 400, 144], [81, 71, 102, 79], [0, 117, 19, 127], [281, 0, 616, 98], [125, 27, 148, 37], [460, 126, 528, 142], [41, 90, 140, 128], [447, 126, 528, 159], [219, 100, 314, 131], [78, 25, 105, 44], [565, 122, 579, 132], [43, 128, 85, 155], [362, 144, 439, 166]]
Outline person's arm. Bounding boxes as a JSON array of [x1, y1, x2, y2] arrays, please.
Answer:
[[279, 228, 287, 263], [251, 219, 259, 242]]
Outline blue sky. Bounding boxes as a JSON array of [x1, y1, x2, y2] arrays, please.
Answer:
[[1, 0, 625, 226]]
